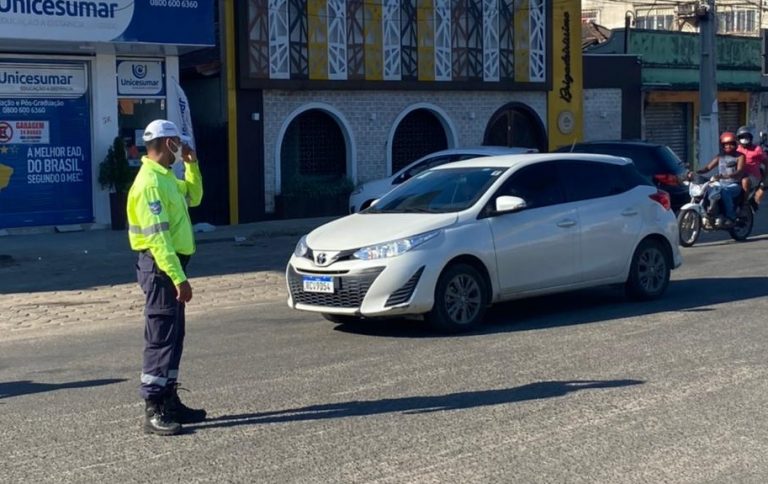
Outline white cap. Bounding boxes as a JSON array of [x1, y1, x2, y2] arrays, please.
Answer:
[[142, 119, 181, 142]]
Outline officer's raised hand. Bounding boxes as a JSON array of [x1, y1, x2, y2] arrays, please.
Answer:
[[176, 280, 193, 303], [181, 138, 197, 163]]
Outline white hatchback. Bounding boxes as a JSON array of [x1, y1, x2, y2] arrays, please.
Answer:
[[348, 146, 537, 213], [287, 153, 682, 333]]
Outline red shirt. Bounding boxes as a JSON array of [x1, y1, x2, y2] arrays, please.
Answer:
[[738, 144, 766, 179]]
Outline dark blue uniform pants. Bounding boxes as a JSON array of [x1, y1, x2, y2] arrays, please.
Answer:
[[136, 251, 190, 400]]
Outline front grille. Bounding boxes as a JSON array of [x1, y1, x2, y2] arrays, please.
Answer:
[[288, 266, 384, 308], [385, 266, 424, 307]]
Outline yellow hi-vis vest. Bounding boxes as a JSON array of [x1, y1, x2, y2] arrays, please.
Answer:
[[127, 156, 203, 285]]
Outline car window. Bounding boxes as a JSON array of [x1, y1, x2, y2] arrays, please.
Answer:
[[566, 145, 661, 176], [395, 155, 453, 184], [559, 160, 633, 202], [495, 162, 565, 209], [370, 167, 506, 213]]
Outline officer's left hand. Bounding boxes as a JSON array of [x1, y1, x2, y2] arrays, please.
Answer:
[[181, 143, 197, 163]]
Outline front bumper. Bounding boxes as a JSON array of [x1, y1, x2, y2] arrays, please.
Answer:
[[286, 251, 438, 317]]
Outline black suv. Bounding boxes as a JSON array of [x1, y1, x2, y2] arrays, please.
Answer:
[[554, 141, 688, 211]]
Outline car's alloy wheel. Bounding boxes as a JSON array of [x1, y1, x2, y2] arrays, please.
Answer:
[[626, 239, 670, 301], [677, 209, 700, 247], [428, 263, 488, 333]]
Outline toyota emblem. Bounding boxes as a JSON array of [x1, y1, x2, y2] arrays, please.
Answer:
[[316, 253, 327, 265]]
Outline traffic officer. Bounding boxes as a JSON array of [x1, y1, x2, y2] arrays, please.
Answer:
[[127, 119, 205, 436]]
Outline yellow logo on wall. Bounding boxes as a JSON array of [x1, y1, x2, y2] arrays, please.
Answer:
[[548, 0, 583, 151], [0, 163, 12, 190]]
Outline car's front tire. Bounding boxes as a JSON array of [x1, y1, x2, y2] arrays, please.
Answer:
[[625, 238, 670, 301], [427, 263, 489, 334]]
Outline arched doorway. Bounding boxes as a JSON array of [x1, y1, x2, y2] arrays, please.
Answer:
[[391, 109, 450, 173], [483, 103, 547, 152], [278, 108, 351, 218]]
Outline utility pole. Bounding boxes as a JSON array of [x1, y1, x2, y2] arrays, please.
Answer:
[[697, 0, 718, 169]]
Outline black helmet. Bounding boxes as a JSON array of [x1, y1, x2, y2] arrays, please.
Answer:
[[737, 125, 753, 140]]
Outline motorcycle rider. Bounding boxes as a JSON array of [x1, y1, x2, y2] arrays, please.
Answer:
[[736, 125, 768, 205], [693, 131, 745, 226]]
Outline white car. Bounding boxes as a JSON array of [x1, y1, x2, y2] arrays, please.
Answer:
[[348, 146, 537, 213], [288, 153, 682, 333]]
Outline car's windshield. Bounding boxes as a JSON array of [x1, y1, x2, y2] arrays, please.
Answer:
[[367, 167, 506, 214]]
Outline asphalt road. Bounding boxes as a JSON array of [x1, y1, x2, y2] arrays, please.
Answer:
[[3, 220, 768, 483]]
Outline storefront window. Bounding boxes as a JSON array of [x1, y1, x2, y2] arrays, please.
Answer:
[[118, 99, 167, 166]]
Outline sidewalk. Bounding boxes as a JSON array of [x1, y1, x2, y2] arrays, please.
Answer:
[[0, 217, 335, 341]]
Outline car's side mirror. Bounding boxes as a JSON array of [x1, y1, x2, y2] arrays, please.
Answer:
[[495, 196, 527, 214]]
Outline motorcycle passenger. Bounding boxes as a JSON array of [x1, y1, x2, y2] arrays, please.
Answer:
[[736, 125, 768, 205], [694, 132, 745, 225]]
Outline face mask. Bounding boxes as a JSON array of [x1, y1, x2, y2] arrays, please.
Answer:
[[170, 142, 183, 164], [739, 138, 751, 146]]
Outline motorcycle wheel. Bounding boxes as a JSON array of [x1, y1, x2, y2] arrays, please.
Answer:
[[729, 206, 754, 241], [677, 209, 701, 247]]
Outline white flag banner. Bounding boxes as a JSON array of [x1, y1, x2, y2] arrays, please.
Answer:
[[170, 78, 196, 179]]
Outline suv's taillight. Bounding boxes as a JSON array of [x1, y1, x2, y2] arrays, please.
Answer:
[[650, 190, 671, 211], [653, 173, 680, 186]]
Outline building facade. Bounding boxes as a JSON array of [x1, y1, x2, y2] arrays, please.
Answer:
[[588, 29, 768, 167], [0, 1, 215, 230], [226, 0, 584, 220]]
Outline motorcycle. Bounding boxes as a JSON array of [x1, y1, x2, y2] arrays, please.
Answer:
[[677, 173, 756, 247]]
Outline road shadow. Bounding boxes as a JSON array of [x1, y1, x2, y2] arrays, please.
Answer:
[[191, 379, 643, 431], [334, 277, 768, 338], [0, 378, 126, 400]]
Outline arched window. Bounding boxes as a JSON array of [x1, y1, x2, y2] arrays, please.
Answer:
[[280, 109, 347, 193], [484, 103, 547, 152], [391, 109, 449, 173]]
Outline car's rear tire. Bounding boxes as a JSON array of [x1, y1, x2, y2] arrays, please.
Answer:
[[321, 314, 364, 325], [625, 239, 670, 301], [427, 263, 489, 334]]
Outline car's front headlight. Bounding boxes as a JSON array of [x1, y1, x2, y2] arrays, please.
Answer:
[[294, 235, 309, 257], [353, 230, 440, 260]]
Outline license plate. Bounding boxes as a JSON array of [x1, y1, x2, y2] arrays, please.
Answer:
[[303, 276, 334, 294]]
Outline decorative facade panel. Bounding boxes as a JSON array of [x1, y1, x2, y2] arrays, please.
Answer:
[[268, 0, 290, 79], [289, 0, 309, 78], [401, 0, 418, 79], [383, 0, 402, 80], [246, 0, 549, 86], [308, 0, 329, 79], [529, 0, 546, 82], [347, 0, 365, 78], [499, 0, 514, 81], [434, 0, 452, 81], [466, 0, 483, 79], [365, 0, 384, 80], [451, 0, 468, 81], [328, 0, 348, 79], [483, 0, 499, 81], [248, 0, 270, 77]]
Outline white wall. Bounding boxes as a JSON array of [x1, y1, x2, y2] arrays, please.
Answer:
[[90, 53, 119, 226], [583, 89, 623, 141], [261, 90, 547, 212]]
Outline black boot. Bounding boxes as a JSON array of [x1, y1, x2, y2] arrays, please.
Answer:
[[163, 383, 207, 424], [144, 398, 182, 436]]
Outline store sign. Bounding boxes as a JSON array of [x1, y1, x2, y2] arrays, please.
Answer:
[[117, 60, 165, 97], [0, 63, 87, 98], [547, 0, 584, 150], [0, 0, 214, 46], [0, 61, 92, 228]]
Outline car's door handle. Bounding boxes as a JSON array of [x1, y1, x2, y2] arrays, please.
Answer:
[[621, 209, 639, 217], [556, 219, 577, 228]]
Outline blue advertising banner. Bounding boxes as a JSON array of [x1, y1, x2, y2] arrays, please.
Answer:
[[0, 0, 215, 46], [0, 62, 92, 228]]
